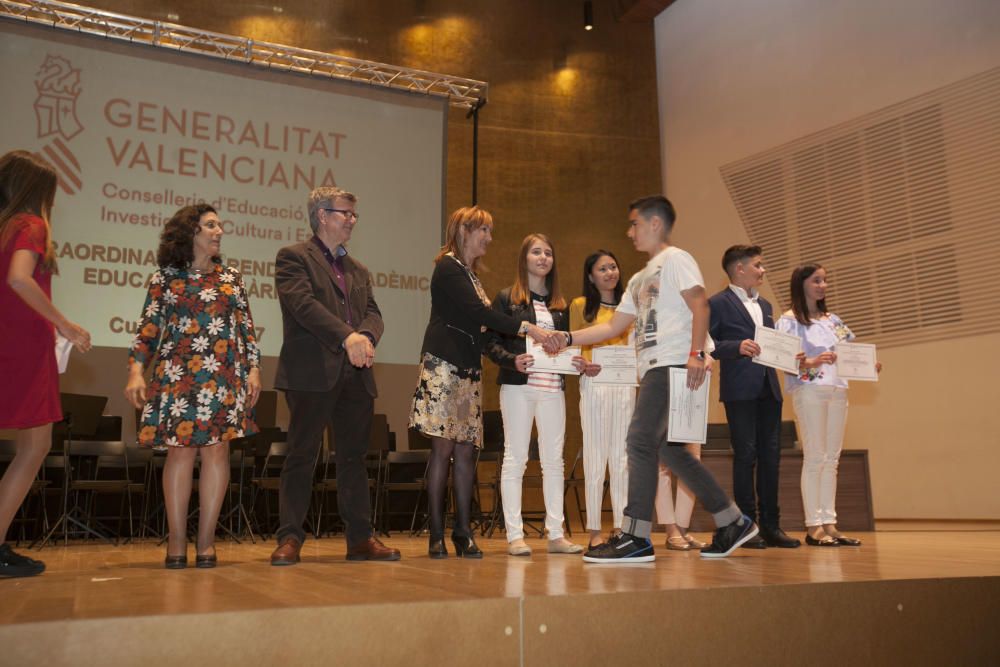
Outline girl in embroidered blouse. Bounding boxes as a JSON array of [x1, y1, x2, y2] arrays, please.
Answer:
[[776, 263, 880, 547], [124, 204, 261, 569]]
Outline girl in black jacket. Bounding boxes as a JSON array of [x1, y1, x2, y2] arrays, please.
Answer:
[[486, 233, 584, 556]]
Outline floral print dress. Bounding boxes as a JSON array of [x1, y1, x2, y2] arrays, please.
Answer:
[[129, 264, 260, 449]]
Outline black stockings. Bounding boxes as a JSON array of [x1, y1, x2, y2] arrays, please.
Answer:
[[427, 437, 477, 539]]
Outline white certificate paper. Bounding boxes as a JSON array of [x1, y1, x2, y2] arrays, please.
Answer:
[[752, 326, 802, 375], [527, 339, 581, 375], [591, 345, 638, 386], [667, 367, 710, 444], [835, 342, 878, 382], [55, 332, 73, 374]]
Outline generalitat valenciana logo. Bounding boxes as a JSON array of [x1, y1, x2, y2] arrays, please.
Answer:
[[34, 54, 84, 195]]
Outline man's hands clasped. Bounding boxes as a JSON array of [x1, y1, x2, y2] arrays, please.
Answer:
[[344, 331, 375, 368]]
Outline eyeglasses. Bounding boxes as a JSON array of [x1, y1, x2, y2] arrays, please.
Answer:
[[321, 208, 359, 221]]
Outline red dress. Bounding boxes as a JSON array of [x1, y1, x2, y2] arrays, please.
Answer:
[[0, 214, 61, 429]]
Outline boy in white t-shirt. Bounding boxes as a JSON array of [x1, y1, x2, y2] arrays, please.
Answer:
[[556, 196, 758, 562]]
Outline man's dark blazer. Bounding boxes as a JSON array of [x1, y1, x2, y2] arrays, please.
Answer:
[[273, 239, 384, 396], [708, 288, 782, 403]]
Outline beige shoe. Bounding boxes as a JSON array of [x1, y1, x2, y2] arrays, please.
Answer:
[[683, 533, 706, 549], [666, 535, 692, 551], [547, 538, 584, 554], [508, 538, 531, 556]]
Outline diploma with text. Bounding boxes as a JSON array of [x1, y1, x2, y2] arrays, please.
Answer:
[[835, 342, 878, 381], [667, 367, 710, 444], [752, 326, 802, 375], [527, 339, 581, 375], [591, 345, 638, 385]]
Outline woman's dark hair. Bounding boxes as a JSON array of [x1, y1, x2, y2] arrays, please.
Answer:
[[789, 262, 826, 326], [157, 203, 220, 269], [0, 150, 59, 272], [581, 249, 622, 322]]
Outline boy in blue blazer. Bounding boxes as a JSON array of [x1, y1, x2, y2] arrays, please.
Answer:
[[708, 245, 800, 548]]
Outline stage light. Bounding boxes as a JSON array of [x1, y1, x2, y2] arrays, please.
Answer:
[[583, 0, 593, 31]]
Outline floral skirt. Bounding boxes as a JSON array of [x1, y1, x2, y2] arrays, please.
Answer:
[[409, 353, 483, 449]]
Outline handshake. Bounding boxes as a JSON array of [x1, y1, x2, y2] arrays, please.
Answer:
[[523, 323, 567, 354], [522, 324, 602, 377]]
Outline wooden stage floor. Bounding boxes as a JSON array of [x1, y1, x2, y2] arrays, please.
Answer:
[[3, 531, 1000, 665]]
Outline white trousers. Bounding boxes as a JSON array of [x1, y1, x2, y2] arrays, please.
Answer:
[[579, 377, 633, 531], [654, 444, 700, 527], [792, 385, 849, 527], [499, 384, 567, 541]]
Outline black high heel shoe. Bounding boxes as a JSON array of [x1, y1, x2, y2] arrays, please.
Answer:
[[164, 554, 188, 569], [428, 537, 448, 559], [195, 554, 218, 568], [451, 534, 483, 559]]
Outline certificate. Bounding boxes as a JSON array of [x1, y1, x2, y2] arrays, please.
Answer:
[[835, 342, 878, 381], [55, 332, 73, 374], [752, 326, 802, 375], [527, 339, 581, 375], [667, 367, 710, 444], [591, 345, 638, 386]]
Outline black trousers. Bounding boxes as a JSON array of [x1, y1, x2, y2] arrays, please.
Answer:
[[277, 365, 374, 546], [723, 389, 782, 529]]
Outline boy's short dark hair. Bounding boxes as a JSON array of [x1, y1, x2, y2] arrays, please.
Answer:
[[721, 244, 763, 278], [628, 195, 676, 233]]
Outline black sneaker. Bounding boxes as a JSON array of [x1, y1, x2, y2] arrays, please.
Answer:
[[582, 532, 655, 563], [700, 516, 759, 559], [0, 543, 46, 578]]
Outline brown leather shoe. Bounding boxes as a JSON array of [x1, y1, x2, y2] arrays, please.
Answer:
[[346, 537, 401, 562], [270, 537, 302, 566]]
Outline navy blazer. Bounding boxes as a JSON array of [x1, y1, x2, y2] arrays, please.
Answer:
[[708, 288, 782, 403]]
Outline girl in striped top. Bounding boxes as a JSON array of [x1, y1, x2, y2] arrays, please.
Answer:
[[486, 234, 584, 556]]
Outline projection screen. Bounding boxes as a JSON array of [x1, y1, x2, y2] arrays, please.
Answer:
[[0, 20, 444, 366]]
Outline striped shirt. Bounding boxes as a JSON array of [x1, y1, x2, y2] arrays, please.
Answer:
[[527, 298, 562, 393]]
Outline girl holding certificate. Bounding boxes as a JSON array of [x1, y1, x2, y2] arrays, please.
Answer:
[[569, 250, 634, 549], [486, 234, 584, 556], [777, 263, 880, 546], [0, 151, 91, 578]]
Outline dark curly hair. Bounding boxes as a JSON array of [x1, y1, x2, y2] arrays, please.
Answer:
[[157, 203, 220, 269]]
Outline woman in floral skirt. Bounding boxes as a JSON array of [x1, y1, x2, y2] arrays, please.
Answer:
[[124, 204, 261, 568], [409, 206, 556, 559]]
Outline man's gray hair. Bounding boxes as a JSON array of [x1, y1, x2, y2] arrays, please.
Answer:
[[307, 187, 357, 233]]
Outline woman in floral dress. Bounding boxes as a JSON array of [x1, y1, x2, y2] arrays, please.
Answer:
[[776, 263, 880, 547], [124, 204, 261, 568]]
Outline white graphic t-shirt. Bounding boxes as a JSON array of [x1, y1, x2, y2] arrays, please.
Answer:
[[617, 246, 713, 379]]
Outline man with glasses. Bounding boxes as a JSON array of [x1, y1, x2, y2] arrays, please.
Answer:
[[271, 186, 400, 565]]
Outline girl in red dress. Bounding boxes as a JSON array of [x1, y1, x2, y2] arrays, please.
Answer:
[[0, 151, 91, 578]]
